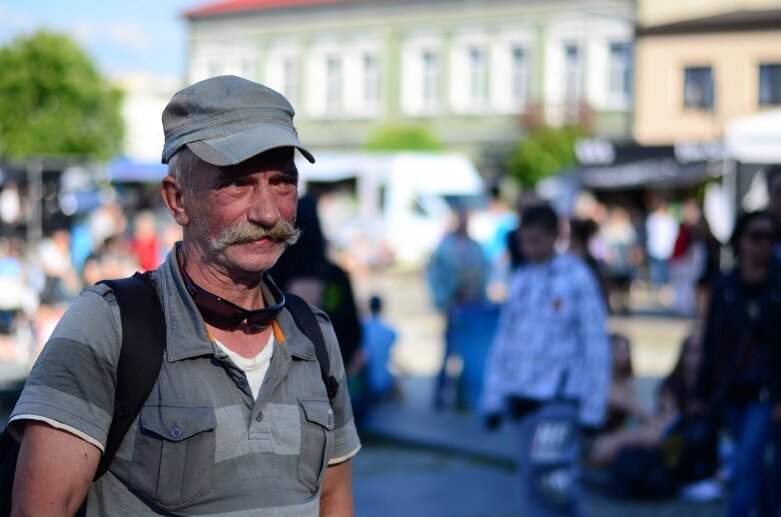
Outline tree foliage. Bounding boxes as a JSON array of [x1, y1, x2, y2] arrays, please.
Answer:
[[365, 124, 443, 152], [506, 125, 585, 188], [0, 30, 124, 161]]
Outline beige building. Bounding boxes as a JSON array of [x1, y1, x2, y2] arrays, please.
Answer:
[[634, 2, 781, 145]]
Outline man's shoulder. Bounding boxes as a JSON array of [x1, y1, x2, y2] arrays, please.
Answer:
[[38, 283, 124, 357], [56, 283, 120, 325]]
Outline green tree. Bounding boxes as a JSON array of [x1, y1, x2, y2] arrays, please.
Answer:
[[506, 125, 584, 188], [365, 124, 442, 152], [0, 30, 124, 161]]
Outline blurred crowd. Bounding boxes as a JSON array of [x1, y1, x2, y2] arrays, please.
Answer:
[[1, 163, 781, 513], [471, 188, 721, 319], [424, 164, 781, 515], [0, 200, 182, 366]]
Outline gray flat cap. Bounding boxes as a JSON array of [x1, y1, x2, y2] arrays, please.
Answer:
[[161, 75, 315, 165]]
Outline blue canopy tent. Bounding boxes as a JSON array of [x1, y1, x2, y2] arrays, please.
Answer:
[[108, 157, 168, 183]]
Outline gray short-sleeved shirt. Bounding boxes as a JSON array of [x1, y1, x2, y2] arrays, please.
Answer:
[[9, 247, 361, 515]]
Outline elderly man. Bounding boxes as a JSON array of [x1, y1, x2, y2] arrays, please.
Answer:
[[8, 76, 360, 515]]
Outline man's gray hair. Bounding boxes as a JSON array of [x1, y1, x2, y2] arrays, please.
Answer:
[[167, 146, 217, 193]]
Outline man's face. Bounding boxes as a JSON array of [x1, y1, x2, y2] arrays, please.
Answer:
[[186, 147, 300, 274], [520, 224, 557, 264]]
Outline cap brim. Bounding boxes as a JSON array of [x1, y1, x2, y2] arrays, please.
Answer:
[[186, 124, 315, 166]]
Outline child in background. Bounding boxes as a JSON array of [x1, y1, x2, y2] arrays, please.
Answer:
[[350, 294, 399, 425]]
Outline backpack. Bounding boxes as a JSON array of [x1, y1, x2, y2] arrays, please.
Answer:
[[0, 272, 336, 514]]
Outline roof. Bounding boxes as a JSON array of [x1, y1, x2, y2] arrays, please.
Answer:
[[637, 9, 781, 36], [184, 0, 355, 18]]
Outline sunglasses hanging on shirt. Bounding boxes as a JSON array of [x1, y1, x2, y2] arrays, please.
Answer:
[[177, 252, 285, 330]]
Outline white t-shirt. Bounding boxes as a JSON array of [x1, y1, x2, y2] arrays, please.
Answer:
[[215, 333, 274, 400]]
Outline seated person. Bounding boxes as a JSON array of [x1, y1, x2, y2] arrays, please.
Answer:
[[586, 333, 703, 468], [602, 334, 650, 435]]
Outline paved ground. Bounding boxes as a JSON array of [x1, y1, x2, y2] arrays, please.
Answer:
[[353, 441, 521, 517], [355, 374, 727, 516], [354, 440, 726, 517]]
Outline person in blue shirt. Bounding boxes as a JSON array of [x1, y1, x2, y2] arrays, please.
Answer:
[[427, 209, 489, 408], [361, 295, 398, 402], [348, 294, 398, 425]]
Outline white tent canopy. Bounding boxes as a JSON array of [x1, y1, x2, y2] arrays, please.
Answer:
[[724, 108, 781, 164]]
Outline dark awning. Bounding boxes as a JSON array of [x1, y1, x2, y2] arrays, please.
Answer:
[[579, 159, 721, 190], [573, 141, 723, 191]]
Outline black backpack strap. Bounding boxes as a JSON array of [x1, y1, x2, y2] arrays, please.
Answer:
[[0, 428, 21, 515], [95, 272, 166, 480], [284, 293, 339, 400]]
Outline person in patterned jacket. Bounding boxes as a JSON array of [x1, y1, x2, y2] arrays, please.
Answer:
[[482, 203, 611, 516]]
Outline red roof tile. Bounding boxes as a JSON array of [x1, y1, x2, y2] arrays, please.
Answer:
[[185, 0, 354, 18]]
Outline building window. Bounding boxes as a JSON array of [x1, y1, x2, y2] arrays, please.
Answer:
[[363, 53, 380, 111], [759, 63, 781, 106], [683, 66, 714, 110], [468, 47, 488, 106], [282, 57, 298, 105], [422, 50, 440, 111], [564, 44, 582, 103], [325, 55, 341, 115], [511, 46, 529, 106], [608, 42, 632, 100]]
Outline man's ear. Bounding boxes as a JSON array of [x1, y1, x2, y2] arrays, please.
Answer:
[[161, 176, 189, 226]]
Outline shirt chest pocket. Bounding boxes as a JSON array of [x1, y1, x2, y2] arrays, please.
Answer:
[[131, 403, 217, 511], [298, 397, 334, 492]]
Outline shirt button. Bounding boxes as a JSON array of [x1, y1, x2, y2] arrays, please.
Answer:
[[170, 426, 183, 439], [255, 411, 264, 423]]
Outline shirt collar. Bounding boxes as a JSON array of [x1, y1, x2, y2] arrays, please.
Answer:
[[155, 243, 317, 362]]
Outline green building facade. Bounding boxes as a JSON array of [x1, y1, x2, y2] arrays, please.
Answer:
[[185, 0, 634, 172]]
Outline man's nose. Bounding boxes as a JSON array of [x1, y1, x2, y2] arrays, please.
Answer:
[[248, 184, 280, 226]]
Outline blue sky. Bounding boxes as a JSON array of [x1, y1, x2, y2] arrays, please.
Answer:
[[0, 0, 207, 78]]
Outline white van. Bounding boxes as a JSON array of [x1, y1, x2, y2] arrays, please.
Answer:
[[296, 151, 486, 268]]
